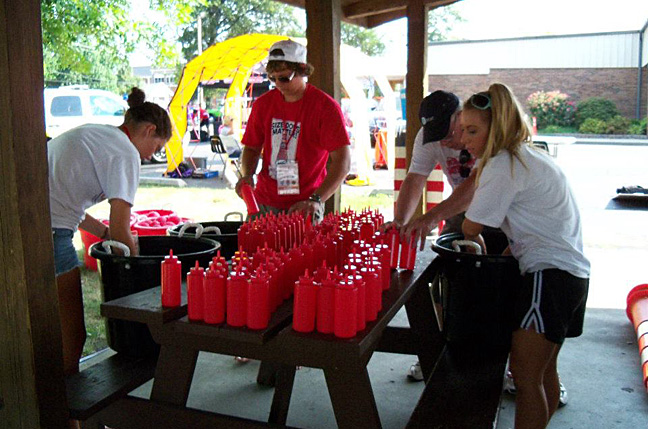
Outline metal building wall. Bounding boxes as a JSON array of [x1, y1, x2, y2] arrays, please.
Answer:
[[426, 31, 641, 74]]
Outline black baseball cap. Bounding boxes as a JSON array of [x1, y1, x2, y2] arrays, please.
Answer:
[[419, 90, 460, 144]]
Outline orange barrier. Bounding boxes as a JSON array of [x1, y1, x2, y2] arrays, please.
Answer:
[[374, 130, 388, 170], [626, 283, 648, 392]]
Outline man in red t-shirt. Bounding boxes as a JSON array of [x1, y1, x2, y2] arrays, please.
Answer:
[[237, 39, 351, 223]]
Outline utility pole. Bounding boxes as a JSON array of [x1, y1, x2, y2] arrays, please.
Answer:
[[197, 13, 204, 108]]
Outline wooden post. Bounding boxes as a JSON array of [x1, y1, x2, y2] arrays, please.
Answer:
[[0, 0, 68, 426], [305, 0, 343, 215], [405, 0, 428, 218]]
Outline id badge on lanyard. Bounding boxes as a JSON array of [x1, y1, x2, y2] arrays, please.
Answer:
[[276, 160, 300, 195], [276, 114, 301, 195]]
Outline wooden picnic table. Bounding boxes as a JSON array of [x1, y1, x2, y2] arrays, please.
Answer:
[[96, 247, 444, 428]]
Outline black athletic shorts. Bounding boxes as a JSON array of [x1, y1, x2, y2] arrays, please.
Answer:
[[513, 269, 589, 345]]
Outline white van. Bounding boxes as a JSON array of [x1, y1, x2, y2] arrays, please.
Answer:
[[44, 85, 128, 138]]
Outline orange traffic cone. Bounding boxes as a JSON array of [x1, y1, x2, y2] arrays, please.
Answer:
[[532, 116, 538, 135], [626, 283, 648, 392], [373, 129, 388, 170]]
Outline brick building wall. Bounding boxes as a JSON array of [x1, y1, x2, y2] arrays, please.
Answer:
[[428, 67, 648, 119]]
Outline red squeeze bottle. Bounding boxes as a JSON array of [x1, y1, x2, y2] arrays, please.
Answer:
[[271, 256, 286, 305], [347, 271, 366, 331], [264, 259, 280, 311], [226, 268, 248, 327], [360, 266, 380, 321], [247, 269, 270, 330], [300, 241, 315, 272], [203, 267, 226, 324], [187, 260, 205, 321], [161, 249, 182, 307], [314, 260, 329, 283], [366, 260, 385, 310], [211, 250, 227, 268], [359, 221, 375, 241], [387, 227, 400, 269], [400, 235, 417, 270], [317, 273, 336, 334], [324, 234, 338, 268], [278, 249, 293, 300], [240, 182, 260, 215], [312, 239, 327, 265], [293, 270, 318, 333], [334, 280, 358, 338], [287, 246, 304, 287], [373, 244, 392, 290]]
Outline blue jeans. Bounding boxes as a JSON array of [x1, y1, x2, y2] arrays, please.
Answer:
[[52, 228, 80, 275]]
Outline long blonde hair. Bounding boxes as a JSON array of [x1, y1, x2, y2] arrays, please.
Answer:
[[464, 83, 532, 182]]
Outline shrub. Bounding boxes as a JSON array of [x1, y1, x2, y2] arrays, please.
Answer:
[[575, 97, 618, 126], [541, 125, 566, 134], [579, 118, 607, 134], [527, 90, 576, 128], [628, 118, 647, 135], [605, 115, 630, 134]]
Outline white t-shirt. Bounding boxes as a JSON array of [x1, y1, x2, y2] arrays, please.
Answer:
[[48, 124, 140, 231], [408, 128, 476, 190], [465, 144, 590, 278]]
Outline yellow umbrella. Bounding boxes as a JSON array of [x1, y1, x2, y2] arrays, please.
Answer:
[[165, 33, 289, 172]]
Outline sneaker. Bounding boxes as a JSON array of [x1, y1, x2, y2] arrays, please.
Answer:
[[503, 370, 517, 394], [558, 381, 568, 407], [503, 371, 568, 407], [407, 361, 424, 382]]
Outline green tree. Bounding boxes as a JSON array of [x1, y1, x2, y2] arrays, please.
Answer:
[[341, 23, 385, 56], [179, 0, 303, 61], [41, 0, 187, 92], [180, 0, 387, 60], [428, 5, 464, 42], [42, 0, 136, 92]]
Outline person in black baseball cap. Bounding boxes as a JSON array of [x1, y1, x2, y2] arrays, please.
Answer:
[[381, 89, 476, 381]]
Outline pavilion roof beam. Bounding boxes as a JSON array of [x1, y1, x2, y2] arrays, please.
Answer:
[[343, 0, 408, 20]]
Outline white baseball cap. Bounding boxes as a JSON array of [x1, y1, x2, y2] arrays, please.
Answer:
[[267, 40, 307, 64]]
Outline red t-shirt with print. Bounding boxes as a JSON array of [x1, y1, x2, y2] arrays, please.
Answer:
[[242, 84, 350, 210]]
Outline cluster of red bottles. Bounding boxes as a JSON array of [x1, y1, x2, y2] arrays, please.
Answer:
[[160, 208, 418, 337], [161, 250, 230, 324], [291, 208, 417, 338], [237, 211, 307, 254]]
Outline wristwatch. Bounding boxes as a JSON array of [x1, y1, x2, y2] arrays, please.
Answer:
[[308, 193, 322, 204]]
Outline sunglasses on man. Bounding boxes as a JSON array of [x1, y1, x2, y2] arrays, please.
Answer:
[[268, 71, 296, 83]]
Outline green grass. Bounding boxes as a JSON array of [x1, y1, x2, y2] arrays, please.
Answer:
[[341, 191, 393, 213], [79, 183, 392, 357], [77, 249, 107, 357]]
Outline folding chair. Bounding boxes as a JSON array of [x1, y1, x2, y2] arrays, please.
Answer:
[[210, 136, 240, 186]]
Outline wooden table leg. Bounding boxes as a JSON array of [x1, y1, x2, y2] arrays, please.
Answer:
[[256, 360, 277, 387], [404, 259, 445, 382], [324, 364, 382, 429], [268, 364, 296, 425], [150, 344, 199, 405]]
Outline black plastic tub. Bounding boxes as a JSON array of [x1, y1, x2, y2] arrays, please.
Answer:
[[432, 230, 521, 348], [90, 236, 220, 357], [167, 213, 243, 260]]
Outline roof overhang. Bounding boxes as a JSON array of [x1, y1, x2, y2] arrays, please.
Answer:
[[276, 0, 461, 28]]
